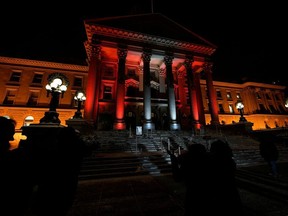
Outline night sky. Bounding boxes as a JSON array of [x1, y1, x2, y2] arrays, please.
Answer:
[[0, 1, 287, 86]]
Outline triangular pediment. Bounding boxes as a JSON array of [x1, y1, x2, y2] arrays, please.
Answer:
[[85, 13, 215, 48], [84, 13, 216, 56]]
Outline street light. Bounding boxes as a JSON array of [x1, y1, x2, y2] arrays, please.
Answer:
[[73, 90, 86, 119], [235, 101, 247, 122], [40, 73, 69, 124], [285, 98, 288, 108]]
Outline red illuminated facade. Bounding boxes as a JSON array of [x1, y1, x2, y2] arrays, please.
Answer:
[[83, 13, 221, 131]]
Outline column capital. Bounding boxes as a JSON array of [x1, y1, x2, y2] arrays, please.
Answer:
[[117, 48, 128, 60], [164, 54, 174, 65], [184, 57, 194, 69], [159, 68, 166, 77], [177, 70, 185, 78], [203, 62, 213, 73], [91, 45, 101, 60], [142, 50, 152, 63]]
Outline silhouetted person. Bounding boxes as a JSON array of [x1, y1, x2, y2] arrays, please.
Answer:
[[259, 134, 279, 178], [209, 139, 243, 216], [0, 116, 34, 216], [168, 143, 211, 215], [34, 126, 85, 216]]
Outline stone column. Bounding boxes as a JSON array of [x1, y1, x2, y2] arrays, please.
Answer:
[[164, 54, 180, 130], [177, 70, 186, 106], [204, 62, 220, 125], [114, 47, 127, 130], [138, 66, 144, 92], [159, 68, 166, 93], [84, 35, 102, 127], [142, 49, 155, 131], [194, 71, 206, 126], [184, 58, 200, 130]]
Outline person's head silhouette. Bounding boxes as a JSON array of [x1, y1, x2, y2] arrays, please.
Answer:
[[0, 116, 16, 152]]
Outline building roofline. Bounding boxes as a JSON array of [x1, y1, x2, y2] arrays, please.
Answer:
[[0, 56, 88, 72]]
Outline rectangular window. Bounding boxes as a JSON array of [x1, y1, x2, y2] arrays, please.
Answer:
[[103, 86, 112, 100], [186, 91, 190, 104], [9, 71, 21, 82], [127, 69, 136, 77], [103, 66, 114, 77], [205, 89, 208, 98], [73, 77, 83, 87], [226, 92, 232, 100], [228, 104, 234, 113], [32, 73, 43, 84], [218, 103, 225, 113], [3, 89, 17, 105], [236, 93, 241, 99], [216, 90, 222, 99], [27, 91, 39, 106]]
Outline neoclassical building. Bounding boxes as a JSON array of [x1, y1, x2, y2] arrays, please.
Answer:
[[1, 13, 288, 144], [82, 13, 288, 131]]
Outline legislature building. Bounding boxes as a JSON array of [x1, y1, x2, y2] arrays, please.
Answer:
[[1, 13, 288, 144]]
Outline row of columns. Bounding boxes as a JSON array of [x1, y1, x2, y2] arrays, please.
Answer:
[[84, 41, 220, 130]]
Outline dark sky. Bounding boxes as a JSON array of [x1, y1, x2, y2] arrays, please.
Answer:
[[0, 1, 287, 86]]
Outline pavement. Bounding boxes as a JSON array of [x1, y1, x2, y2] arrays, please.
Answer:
[[65, 162, 288, 216]]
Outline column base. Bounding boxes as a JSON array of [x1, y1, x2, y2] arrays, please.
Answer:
[[113, 120, 126, 130], [170, 121, 181, 131], [143, 122, 155, 131]]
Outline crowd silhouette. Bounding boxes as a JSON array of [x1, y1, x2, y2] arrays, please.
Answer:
[[0, 116, 86, 216], [0, 116, 34, 215], [2, 114, 274, 216], [259, 133, 279, 178], [168, 139, 243, 216], [33, 126, 85, 216]]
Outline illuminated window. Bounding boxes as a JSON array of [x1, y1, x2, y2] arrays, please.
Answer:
[[228, 104, 234, 113], [236, 93, 241, 99], [226, 92, 232, 100]]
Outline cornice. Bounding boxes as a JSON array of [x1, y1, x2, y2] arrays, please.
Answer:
[[200, 79, 286, 90], [85, 24, 216, 58], [0, 56, 88, 72]]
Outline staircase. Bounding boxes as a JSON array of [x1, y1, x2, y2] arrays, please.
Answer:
[[78, 130, 288, 181], [79, 152, 172, 181]]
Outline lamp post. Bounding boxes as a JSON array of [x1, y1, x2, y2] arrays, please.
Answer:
[[73, 90, 86, 119], [285, 98, 288, 108], [40, 73, 69, 124], [235, 101, 247, 122]]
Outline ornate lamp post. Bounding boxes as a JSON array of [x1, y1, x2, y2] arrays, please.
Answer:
[[40, 73, 69, 124], [73, 90, 86, 119], [235, 101, 247, 122]]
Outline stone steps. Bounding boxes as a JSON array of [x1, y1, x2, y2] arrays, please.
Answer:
[[79, 152, 172, 180], [78, 130, 288, 181]]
